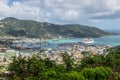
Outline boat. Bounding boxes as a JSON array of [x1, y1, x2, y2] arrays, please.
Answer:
[[52, 38, 59, 41], [52, 36, 62, 41], [80, 38, 94, 43]]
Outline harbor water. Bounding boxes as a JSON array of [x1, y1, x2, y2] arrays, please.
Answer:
[[12, 35, 120, 50]]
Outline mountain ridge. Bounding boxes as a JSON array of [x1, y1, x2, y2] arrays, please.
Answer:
[[0, 17, 117, 38]]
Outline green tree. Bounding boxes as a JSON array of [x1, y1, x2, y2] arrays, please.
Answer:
[[81, 67, 113, 80], [61, 52, 74, 71]]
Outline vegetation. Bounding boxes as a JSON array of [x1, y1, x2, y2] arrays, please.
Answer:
[[0, 46, 119, 80], [5, 55, 113, 80], [0, 17, 116, 38], [0, 38, 120, 80]]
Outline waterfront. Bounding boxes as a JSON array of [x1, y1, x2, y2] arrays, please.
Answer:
[[0, 35, 119, 74], [9, 35, 120, 50], [0, 35, 120, 58], [27, 35, 120, 49], [47, 35, 120, 47]]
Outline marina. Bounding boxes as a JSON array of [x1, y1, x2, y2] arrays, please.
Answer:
[[0, 35, 119, 61], [1, 35, 120, 51]]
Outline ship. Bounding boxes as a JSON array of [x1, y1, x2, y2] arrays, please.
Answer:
[[52, 38, 60, 41], [80, 38, 94, 44]]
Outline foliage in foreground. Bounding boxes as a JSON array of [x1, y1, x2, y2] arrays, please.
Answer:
[[1, 46, 120, 80], [7, 56, 112, 80]]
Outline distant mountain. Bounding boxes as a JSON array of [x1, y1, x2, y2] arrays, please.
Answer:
[[104, 29, 120, 34], [0, 17, 117, 38]]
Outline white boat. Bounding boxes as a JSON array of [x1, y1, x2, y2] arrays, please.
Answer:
[[80, 38, 94, 43], [52, 38, 59, 41]]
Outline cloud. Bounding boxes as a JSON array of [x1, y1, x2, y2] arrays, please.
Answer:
[[0, 0, 43, 21], [0, 0, 120, 24], [11, 1, 42, 20], [87, 0, 120, 20], [91, 10, 120, 19], [0, 0, 11, 18], [0, 0, 9, 4]]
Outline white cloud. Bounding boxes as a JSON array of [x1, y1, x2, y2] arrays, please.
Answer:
[[63, 10, 79, 20], [0, 0, 120, 23], [0, 0, 11, 18], [0, 0, 9, 4], [11, 1, 42, 20], [0, 1, 43, 21], [57, 0, 63, 2]]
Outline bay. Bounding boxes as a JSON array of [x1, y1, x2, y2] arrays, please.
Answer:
[[12, 35, 120, 50], [47, 35, 120, 47]]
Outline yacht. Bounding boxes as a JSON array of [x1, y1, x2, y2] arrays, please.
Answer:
[[52, 38, 60, 41], [80, 38, 94, 44]]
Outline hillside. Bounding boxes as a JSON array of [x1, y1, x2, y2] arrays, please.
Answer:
[[105, 29, 120, 34], [0, 17, 116, 38]]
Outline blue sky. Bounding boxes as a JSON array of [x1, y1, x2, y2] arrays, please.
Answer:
[[0, 0, 120, 30]]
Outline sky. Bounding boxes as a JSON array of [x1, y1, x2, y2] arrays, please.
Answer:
[[0, 0, 120, 30]]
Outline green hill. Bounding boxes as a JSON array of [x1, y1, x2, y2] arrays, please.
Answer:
[[0, 17, 116, 38]]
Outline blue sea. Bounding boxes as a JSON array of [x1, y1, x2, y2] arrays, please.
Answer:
[[13, 35, 120, 50], [47, 35, 120, 47]]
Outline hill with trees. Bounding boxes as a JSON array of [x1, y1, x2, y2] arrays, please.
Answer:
[[0, 17, 116, 38]]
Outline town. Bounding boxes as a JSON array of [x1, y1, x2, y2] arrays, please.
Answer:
[[0, 36, 112, 72]]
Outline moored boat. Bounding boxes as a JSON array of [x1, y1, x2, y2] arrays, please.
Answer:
[[80, 38, 94, 43]]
